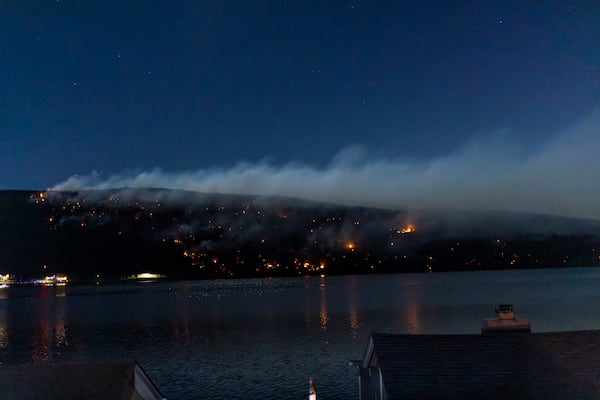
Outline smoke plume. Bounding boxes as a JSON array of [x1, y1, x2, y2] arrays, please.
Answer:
[[52, 111, 600, 221]]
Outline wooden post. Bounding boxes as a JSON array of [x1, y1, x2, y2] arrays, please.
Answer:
[[309, 376, 317, 400]]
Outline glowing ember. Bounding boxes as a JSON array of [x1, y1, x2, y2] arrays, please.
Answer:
[[397, 224, 416, 234]]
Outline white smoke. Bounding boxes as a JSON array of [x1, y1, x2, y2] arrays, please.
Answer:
[[52, 110, 600, 221]]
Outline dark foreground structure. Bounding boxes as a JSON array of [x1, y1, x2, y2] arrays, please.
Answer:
[[359, 330, 600, 400], [0, 360, 164, 400]]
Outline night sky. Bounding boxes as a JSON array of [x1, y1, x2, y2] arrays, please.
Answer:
[[1, 1, 599, 218]]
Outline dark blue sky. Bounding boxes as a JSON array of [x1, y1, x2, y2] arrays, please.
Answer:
[[1, 1, 599, 190]]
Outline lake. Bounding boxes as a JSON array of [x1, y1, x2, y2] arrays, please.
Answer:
[[2, 267, 600, 399]]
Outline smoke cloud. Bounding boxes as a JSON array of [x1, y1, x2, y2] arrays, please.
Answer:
[[53, 111, 600, 221]]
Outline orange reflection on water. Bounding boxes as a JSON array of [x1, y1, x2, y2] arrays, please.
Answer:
[[32, 318, 50, 361], [55, 297, 68, 349], [346, 275, 360, 339], [349, 306, 360, 340], [55, 285, 66, 298], [406, 303, 421, 334], [0, 301, 7, 349], [349, 306, 359, 330], [173, 285, 191, 343], [303, 277, 312, 328], [319, 277, 328, 331], [0, 326, 6, 349], [55, 322, 68, 348]]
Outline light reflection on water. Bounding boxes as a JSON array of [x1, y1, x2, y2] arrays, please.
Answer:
[[347, 275, 360, 340], [0, 300, 6, 350], [1, 268, 600, 399], [319, 277, 328, 331], [55, 297, 68, 351]]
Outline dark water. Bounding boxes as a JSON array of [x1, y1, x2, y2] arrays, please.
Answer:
[[2, 268, 600, 399]]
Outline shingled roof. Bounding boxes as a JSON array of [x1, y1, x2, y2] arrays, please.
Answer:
[[361, 330, 600, 400], [0, 360, 164, 400]]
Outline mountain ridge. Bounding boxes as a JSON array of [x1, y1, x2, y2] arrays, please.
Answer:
[[1, 189, 599, 282]]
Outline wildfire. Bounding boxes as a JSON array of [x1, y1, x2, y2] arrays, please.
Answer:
[[397, 224, 416, 234]]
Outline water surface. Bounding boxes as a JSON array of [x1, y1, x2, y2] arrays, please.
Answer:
[[2, 268, 600, 399]]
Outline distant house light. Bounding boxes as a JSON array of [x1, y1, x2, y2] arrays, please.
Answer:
[[124, 273, 165, 281]]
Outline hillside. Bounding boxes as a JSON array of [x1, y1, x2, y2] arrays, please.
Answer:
[[1, 189, 599, 282]]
